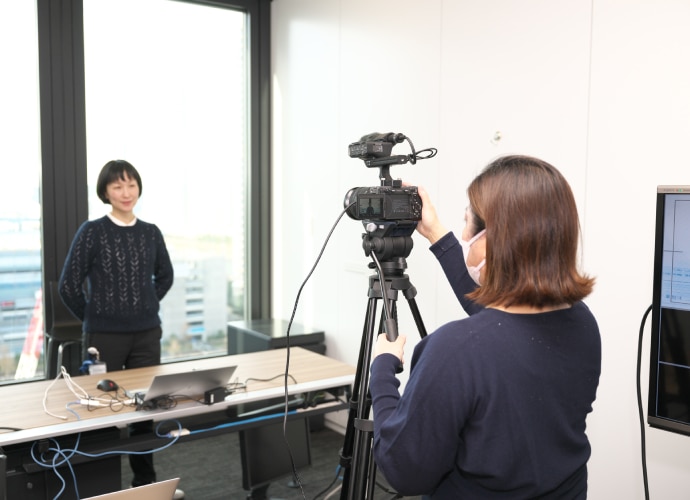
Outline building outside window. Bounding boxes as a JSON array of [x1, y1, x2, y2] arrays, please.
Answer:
[[0, 2, 43, 381]]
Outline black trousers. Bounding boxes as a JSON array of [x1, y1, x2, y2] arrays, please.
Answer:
[[85, 327, 162, 486]]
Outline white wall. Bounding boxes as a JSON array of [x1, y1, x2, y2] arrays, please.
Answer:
[[270, 1, 690, 499]]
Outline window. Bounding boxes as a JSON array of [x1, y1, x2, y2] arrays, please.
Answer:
[[83, 0, 249, 361], [0, 2, 43, 381], [0, 0, 270, 383]]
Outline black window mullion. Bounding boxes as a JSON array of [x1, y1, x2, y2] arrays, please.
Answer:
[[37, 0, 89, 376], [248, 0, 272, 320], [37, 0, 88, 286]]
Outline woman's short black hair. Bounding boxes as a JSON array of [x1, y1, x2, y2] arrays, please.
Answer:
[[96, 160, 142, 204]]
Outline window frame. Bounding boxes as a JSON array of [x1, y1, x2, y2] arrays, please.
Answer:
[[36, 0, 271, 376]]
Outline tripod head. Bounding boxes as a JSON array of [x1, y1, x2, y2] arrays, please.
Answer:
[[361, 220, 415, 262]]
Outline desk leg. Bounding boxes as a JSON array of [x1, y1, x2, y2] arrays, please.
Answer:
[[247, 484, 270, 499], [0, 453, 6, 500]]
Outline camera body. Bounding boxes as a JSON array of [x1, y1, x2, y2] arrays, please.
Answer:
[[343, 183, 422, 222], [345, 132, 422, 227]]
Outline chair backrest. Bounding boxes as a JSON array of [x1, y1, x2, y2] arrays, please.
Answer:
[[45, 281, 82, 342]]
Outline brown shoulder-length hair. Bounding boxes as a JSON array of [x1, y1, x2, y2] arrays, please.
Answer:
[[466, 155, 595, 308]]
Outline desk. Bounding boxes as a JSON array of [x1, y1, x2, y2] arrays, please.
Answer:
[[0, 348, 355, 499]]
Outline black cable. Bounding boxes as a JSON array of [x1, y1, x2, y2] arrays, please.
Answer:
[[246, 373, 298, 385], [636, 304, 652, 500], [370, 250, 393, 323], [310, 466, 341, 500], [281, 204, 352, 500], [402, 136, 437, 165]]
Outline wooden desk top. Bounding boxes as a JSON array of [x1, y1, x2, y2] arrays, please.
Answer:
[[0, 348, 355, 447]]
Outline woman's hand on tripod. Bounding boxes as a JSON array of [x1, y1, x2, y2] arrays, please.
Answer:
[[374, 333, 407, 363], [416, 186, 449, 245]]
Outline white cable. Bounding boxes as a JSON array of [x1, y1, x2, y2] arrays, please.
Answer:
[[60, 367, 90, 400], [323, 483, 342, 500], [42, 367, 69, 420], [43, 366, 116, 420], [62, 368, 113, 403]]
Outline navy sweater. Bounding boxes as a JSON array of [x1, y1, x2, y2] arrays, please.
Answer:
[[58, 216, 174, 334], [370, 232, 601, 498]]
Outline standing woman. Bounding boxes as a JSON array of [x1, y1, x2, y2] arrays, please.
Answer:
[[58, 160, 181, 497], [370, 155, 601, 498]]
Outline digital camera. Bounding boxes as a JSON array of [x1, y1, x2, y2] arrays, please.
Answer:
[[343, 184, 422, 222], [344, 132, 422, 224]]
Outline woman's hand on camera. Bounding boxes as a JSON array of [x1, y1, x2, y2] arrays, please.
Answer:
[[374, 333, 407, 363], [416, 186, 448, 244]]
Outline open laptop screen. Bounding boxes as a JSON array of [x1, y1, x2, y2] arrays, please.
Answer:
[[82, 478, 180, 500], [136, 365, 237, 402]]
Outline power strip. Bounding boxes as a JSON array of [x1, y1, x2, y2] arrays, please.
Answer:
[[79, 398, 109, 407]]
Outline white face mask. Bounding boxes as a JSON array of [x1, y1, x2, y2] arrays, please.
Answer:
[[459, 229, 486, 285]]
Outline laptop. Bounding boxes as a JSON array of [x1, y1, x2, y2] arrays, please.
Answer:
[[83, 478, 180, 500], [134, 365, 237, 403]]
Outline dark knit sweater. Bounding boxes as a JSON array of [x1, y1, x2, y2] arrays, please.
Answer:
[[58, 216, 174, 334], [370, 232, 601, 498]]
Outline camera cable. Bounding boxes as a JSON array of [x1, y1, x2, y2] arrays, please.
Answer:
[[281, 203, 353, 499], [636, 304, 652, 500]]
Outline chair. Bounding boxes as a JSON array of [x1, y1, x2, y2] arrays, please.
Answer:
[[45, 281, 83, 378]]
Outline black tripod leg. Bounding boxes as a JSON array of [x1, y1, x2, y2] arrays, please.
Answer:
[[340, 295, 379, 499], [406, 296, 428, 338], [340, 269, 427, 499], [351, 417, 376, 499]]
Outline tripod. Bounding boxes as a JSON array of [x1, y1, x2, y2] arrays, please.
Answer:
[[339, 230, 428, 500]]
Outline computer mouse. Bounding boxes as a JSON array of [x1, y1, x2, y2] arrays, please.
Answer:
[[97, 379, 119, 392]]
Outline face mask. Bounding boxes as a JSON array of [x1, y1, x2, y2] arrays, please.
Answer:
[[459, 229, 486, 285]]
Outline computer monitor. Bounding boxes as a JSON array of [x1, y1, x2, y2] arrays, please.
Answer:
[[649, 185, 690, 435]]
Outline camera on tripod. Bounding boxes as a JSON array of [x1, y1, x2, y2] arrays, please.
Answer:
[[338, 131, 436, 500], [343, 132, 424, 230]]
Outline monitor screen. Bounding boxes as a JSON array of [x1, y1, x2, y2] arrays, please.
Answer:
[[649, 185, 690, 435]]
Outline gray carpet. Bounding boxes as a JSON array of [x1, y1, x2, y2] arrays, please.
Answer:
[[120, 425, 422, 500]]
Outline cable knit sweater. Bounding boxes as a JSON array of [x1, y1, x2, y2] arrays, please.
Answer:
[[58, 215, 174, 334], [370, 232, 601, 498]]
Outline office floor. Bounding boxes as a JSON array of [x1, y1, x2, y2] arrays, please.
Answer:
[[120, 426, 422, 500]]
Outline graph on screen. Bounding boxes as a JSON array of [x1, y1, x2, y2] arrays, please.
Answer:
[[661, 195, 690, 310]]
